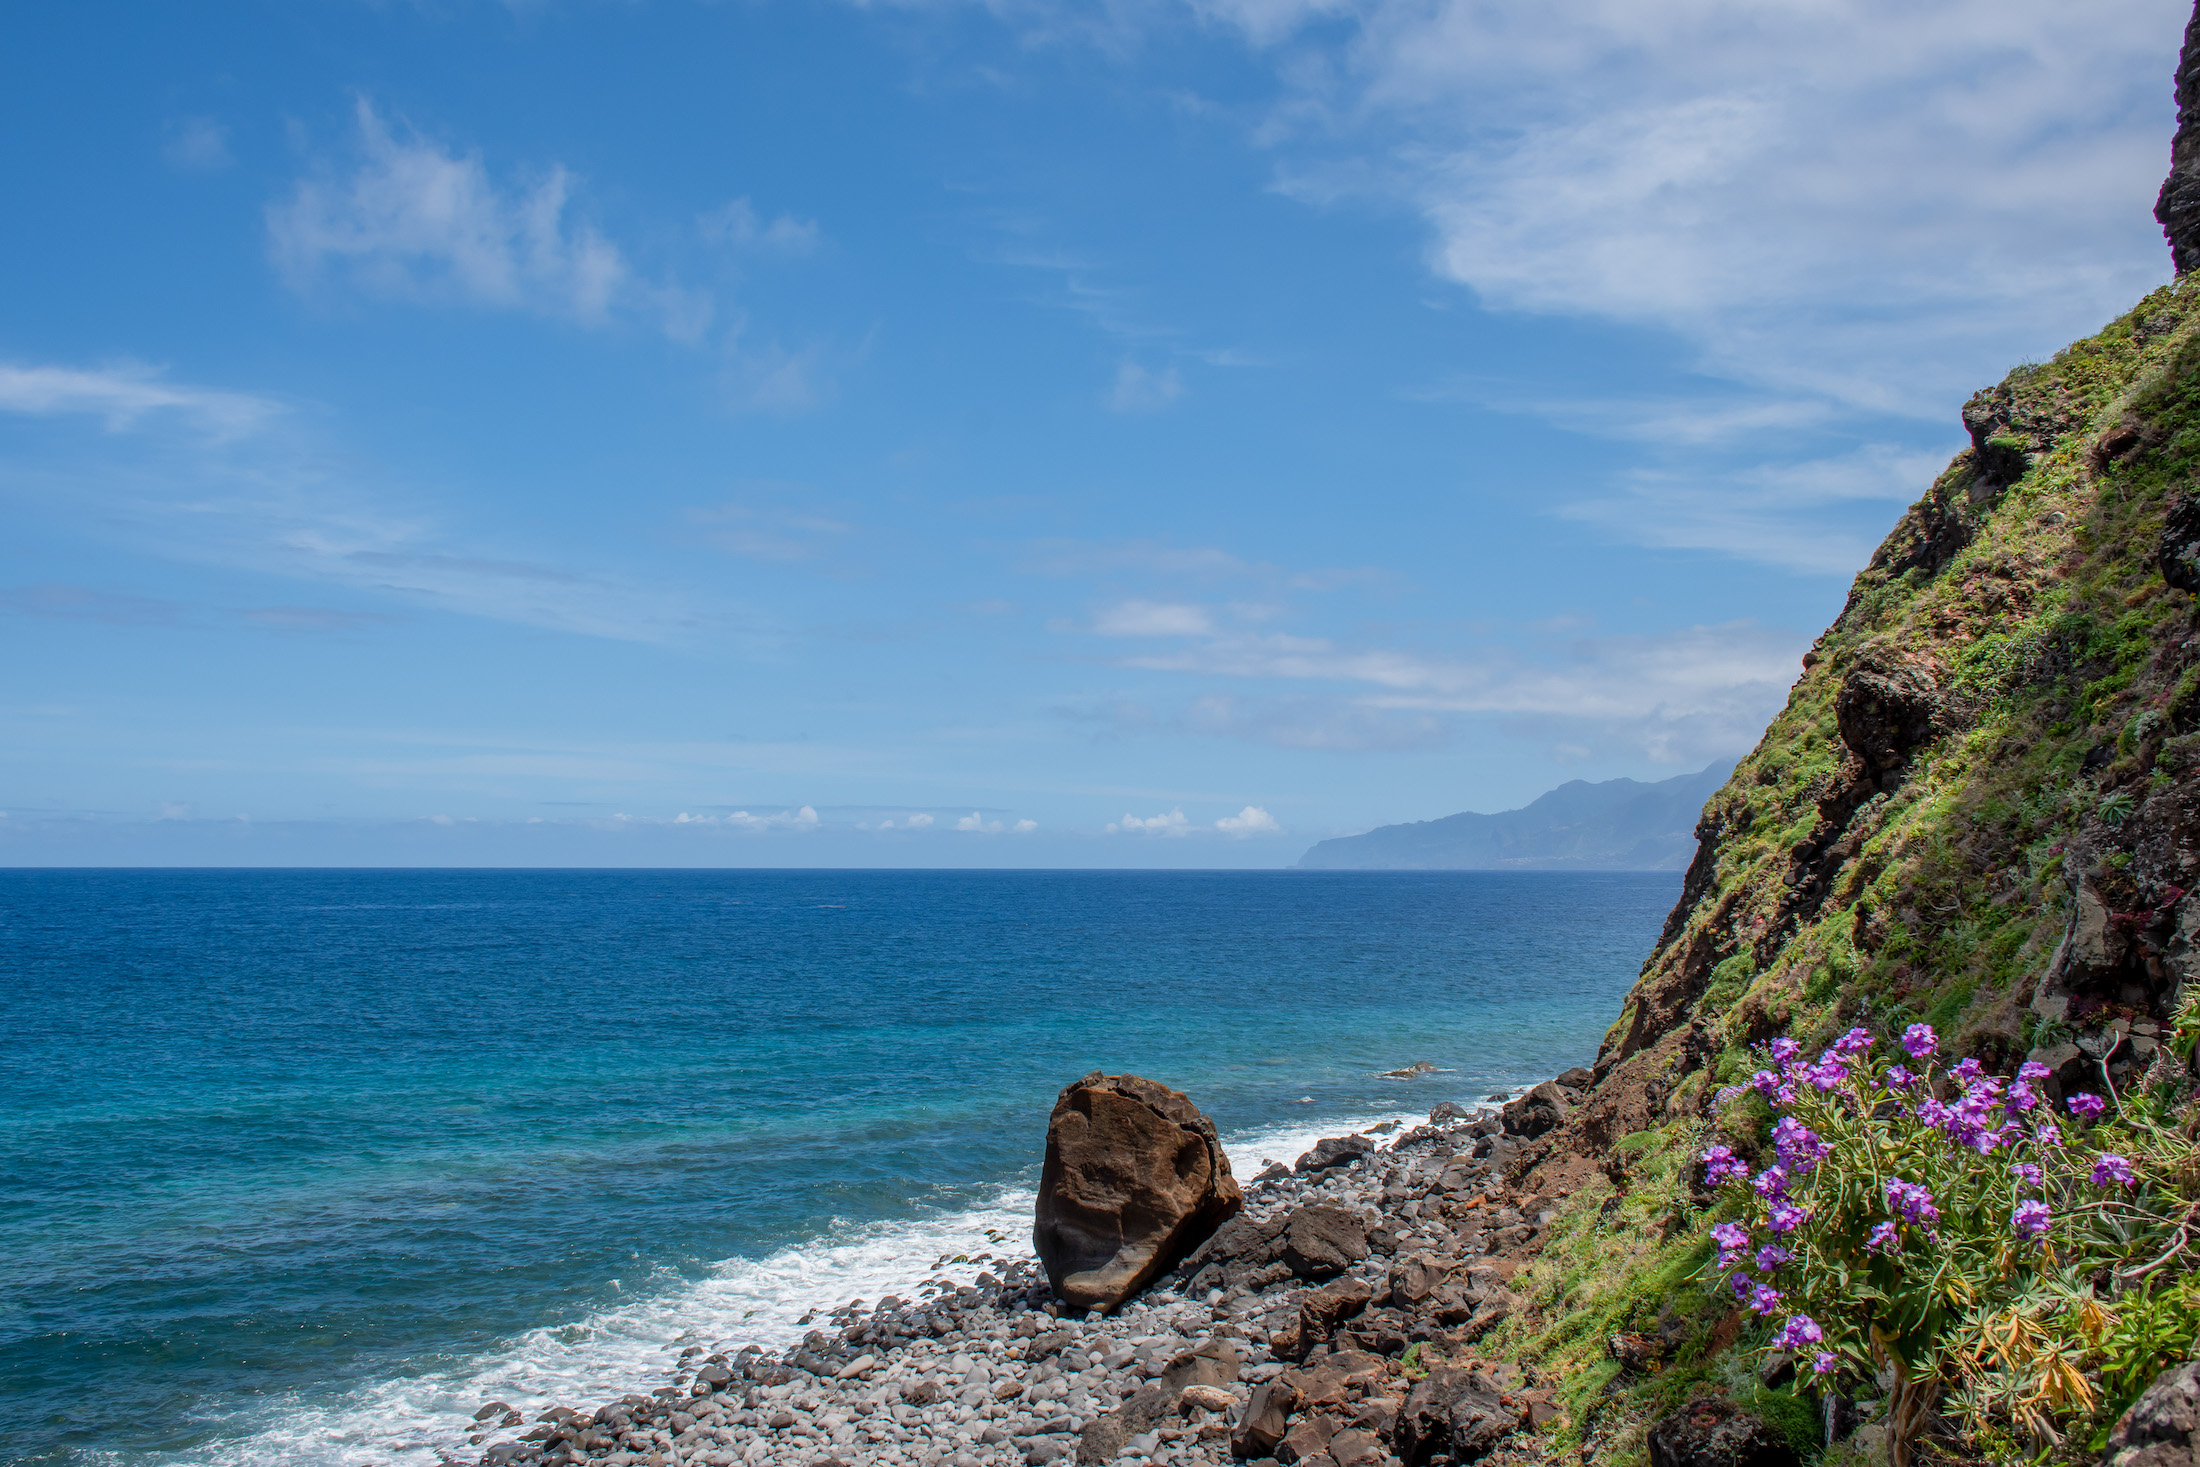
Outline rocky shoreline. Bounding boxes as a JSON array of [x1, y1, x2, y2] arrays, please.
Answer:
[[461, 1070, 1597, 1467]]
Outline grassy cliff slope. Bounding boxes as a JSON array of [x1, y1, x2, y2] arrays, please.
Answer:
[[1486, 277, 2200, 1466]]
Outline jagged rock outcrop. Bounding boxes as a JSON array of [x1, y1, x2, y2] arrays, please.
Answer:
[[1031, 1072, 1242, 1311], [2105, 1361, 2200, 1467], [2162, 3, 2200, 273], [1646, 1397, 1800, 1467]]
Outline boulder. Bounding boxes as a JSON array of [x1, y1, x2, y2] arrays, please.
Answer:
[[1387, 1252, 1446, 1310], [1272, 1277, 1374, 1361], [2164, 494, 2200, 595], [2160, 0, 2200, 275], [1556, 1066, 1594, 1089], [2105, 1361, 2200, 1467], [1645, 1396, 1800, 1467], [1282, 1205, 1370, 1279], [1033, 1072, 1243, 1311], [1501, 1082, 1569, 1139], [1077, 1385, 1177, 1464], [1428, 1101, 1466, 1125], [1297, 1134, 1378, 1173], [1394, 1364, 1520, 1466], [1835, 651, 1941, 778], [1233, 1378, 1303, 1459]]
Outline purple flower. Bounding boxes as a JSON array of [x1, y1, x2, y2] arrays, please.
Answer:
[[1731, 1273, 1754, 1300], [1702, 1146, 1751, 1187], [1885, 1065, 1915, 1088], [1866, 1221, 1900, 1254], [1769, 1037, 1802, 1068], [1902, 1024, 1939, 1060], [1710, 1221, 1751, 1266], [2069, 1093, 2107, 1120], [1885, 1179, 1939, 1227], [1756, 1244, 1792, 1271], [1768, 1202, 1807, 1235], [1750, 1069, 1795, 1105], [1813, 1352, 1837, 1375], [2004, 1081, 2038, 1115], [1753, 1166, 1791, 1202], [1801, 1053, 1852, 1091], [1833, 1026, 1875, 1056], [2012, 1199, 2051, 1242], [1952, 1057, 1984, 1084], [2035, 1118, 2063, 1148], [1772, 1117, 1831, 1172], [1772, 1313, 1823, 1349], [2013, 1163, 2042, 1187], [2092, 1154, 2136, 1188], [2018, 1061, 2051, 1083], [1747, 1282, 1784, 1316]]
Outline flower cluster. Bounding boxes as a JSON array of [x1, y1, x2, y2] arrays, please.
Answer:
[[1694, 1021, 2149, 1410]]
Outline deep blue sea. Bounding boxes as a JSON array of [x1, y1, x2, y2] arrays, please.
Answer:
[[0, 869, 1676, 1467]]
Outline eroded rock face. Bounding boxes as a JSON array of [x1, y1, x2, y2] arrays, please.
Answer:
[[1646, 1397, 1800, 1467], [2104, 1361, 2200, 1467], [2160, 2, 2200, 275], [1835, 651, 1941, 778], [1032, 1072, 1242, 1312], [2162, 493, 2200, 595]]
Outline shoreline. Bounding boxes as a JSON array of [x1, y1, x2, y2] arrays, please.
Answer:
[[455, 1076, 1577, 1467]]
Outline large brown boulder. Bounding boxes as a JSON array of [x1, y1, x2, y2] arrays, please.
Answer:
[[1032, 1072, 1243, 1311]]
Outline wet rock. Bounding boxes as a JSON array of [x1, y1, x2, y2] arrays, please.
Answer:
[[475, 1403, 515, 1422], [1296, 1135, 1378, 1173], [1645, 1396, 1800, 1467], [1032, 1072, 1244, 1311], [1427, 1102, 1465, 1125], [2105, 1361, 2200, 1467]]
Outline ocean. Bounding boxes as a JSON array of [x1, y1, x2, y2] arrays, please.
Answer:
[[0, 868, 1677, 1467]]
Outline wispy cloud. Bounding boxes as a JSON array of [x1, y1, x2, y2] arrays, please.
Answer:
[[0, 359, 744, 643], [1093, 599, 1216, 636], [0, 362, 279, 438], [700, 198, 822, 257], [1106, 360, 1183, 411], [268, 98, 705, 336], [162, 116, 232, 173], [1106, 804, 1282, 835]]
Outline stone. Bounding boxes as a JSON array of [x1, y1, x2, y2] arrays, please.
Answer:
[[1179, 1386, 1236, 1415], [1033, 1072, 1244, 1312], [1163, 1337, 1248, 1391], [1279, 1277, 1373, 1361], [1281, 1206, 1370, 1280], [835, 1355, 878, 1380], [2165, 494, 2200, 595], [1076, 1385, 1178, 1464], [1644, 1396, 1800, 1467], [1232, 1378, 1303, 1458], [1276, 1415, 1336, 1466], [2105, 1361, 2200, 1467], [1427, 1102, 1465, 1125], [476, 1402, 516, 1422], [1835, 650, 1940, 779], [1393, 1364, 1519, 1467], [1296, 1135, 1378, 1173], [1327, 1427, 1385, 1467], [1555, 1067, 1593, 1089]]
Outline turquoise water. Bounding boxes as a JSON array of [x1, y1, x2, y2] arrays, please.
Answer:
[[0, 869, 1676, 1467]]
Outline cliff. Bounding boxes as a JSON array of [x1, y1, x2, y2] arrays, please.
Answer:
[[1296, 764, 1732, 872], [1478, 101, 2200, 1467]]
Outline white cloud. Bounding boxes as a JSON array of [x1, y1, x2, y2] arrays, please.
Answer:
[[1093, 599, 1216, 636], [1107, 361, 1183, 412], [1215, 804, 1282, 835], [163, 116, 232, 172], [1233, 0, 2176, 412], [700, 198, 822, 256], [1108, 808, 1194, 835], [0, 362, 279, 438], [667, 806, 820, 830], [268, 99, 693, 333], [954, 811, 1033, 833], [907, 812, 936, 828]]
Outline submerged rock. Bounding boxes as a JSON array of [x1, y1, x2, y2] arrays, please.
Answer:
[[1032, 1072, 1243, 1311]]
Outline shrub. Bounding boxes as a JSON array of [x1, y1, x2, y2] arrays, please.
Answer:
[[1696, 1025, 2200, 1465]]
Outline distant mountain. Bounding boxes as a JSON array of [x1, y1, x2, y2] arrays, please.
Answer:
[[1295, 762, 1732, 871]]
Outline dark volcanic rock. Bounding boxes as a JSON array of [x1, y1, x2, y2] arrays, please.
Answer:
[[1233, 1378, 1303, 1459], [2163, 493, 2200, 595], [2106, 1361, 2200, 1467], [1296, 1134, 1378, 1173], [2161, 1, 2200, 274], [1281, 1205, 1370, 1279], [1646, 1396, 1800, 1467], [1835, 650, 1941, 777], [1032, 1072, 1243, 1311], [1393, 1364, 1520, 1466]]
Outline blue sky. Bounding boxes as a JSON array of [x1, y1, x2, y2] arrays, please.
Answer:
[[0, 0, 2183, 867]]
